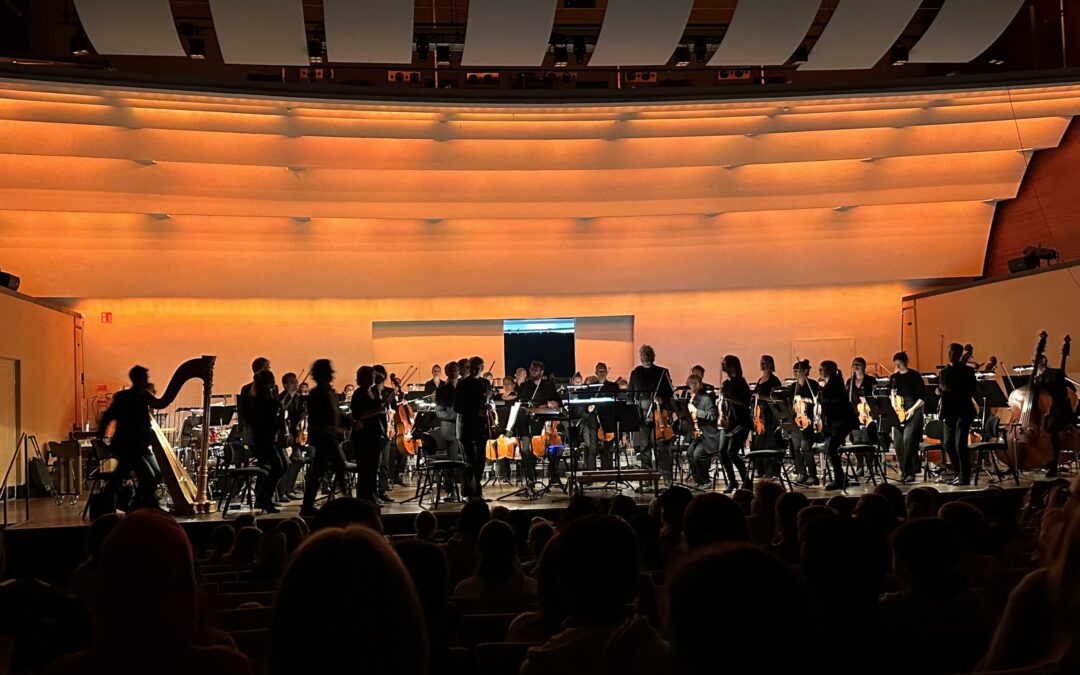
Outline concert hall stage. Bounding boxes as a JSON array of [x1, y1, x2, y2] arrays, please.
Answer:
[[2, 477, 1034, 585]]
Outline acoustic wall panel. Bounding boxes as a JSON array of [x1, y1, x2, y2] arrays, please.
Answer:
[[909, 0, 1025, 63], [588, 0, 695, 66], [800, 0, 921, 70], [709, 0, 820, 66], [323, 0, 415, 64], [461, 0, 559, 67], [72, 0, 185, 56], [208, 0, 308, 65]]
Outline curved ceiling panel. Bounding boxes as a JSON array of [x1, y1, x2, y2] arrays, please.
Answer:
[[0, 78, 1075, 298]]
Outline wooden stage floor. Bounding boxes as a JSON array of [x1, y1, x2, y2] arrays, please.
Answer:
[[4, 472, 1037, 533]]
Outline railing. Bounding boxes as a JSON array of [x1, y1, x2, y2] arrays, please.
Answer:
[[1, 433, 33, 528]]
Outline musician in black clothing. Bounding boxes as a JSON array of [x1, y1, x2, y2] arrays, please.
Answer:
[[790, 360, 821, 486], [939, 344, 978, 485], [299, 359, 350, 517], [276, 371, 305, 501], [423, 364, 444, 397], [819, 360, 858, 491], [583, 362, 620, 471], [237, 357, 271, 448], [717, 356, 753, 493], [750, 354, 784, 475], [373, 364, 401, 500], [687, 374, 720, 488], [455, 356, 493, 499], [435, 362, 461, 454], [99, 365, 162, 509], [250, 369, 288, 513], [630, 345, 675, 485], [351, 366, 389, 505], [516, 361, 562, 489], [889, 351, 926, 484], [846, 357, 880, 464], [690, 364, 715, 392]]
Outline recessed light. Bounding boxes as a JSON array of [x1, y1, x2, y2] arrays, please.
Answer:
[[133, 159, 157, 166], [292, 216, 311, 224], [149, 213, 171, 220], [286, 166, 307, 173], [834, 205, 853, 212]]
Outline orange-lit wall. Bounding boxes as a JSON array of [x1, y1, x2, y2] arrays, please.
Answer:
[[0, 289, 80, 481], [63, 282, 911, 395]]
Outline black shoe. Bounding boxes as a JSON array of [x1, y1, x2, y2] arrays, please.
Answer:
[[258, 502, 280, 514], [695, 482, 712, 490], [723, 483, 738, 494], [378, 493, 396, 503], [1046, 466, 1059, 478], [794, 473, 808, 484], [298, 506, 317, 517], [825, 480, 847, 491], [950, 476, 971, 486], [284, 492, 301, 501], [805, 477, 820, 486]]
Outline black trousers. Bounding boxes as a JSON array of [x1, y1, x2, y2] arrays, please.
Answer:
[[457, 417, 488, 499], [520, 439, 548, 486], [942, 416, 973, 480], [379, 439, 404, 491], [277, 447, 306, 496], [584, 424, 614, 471], [301, 433, 349, 511], [254, 442, 287, 506], [689, 427, 720, 484], [892, 410, 924, 477], [791, 429, 817, 479], [104, 451, 161, 509], [718, 427, 751, 487], [824, 426, 849, 485], [356, 436, 382, 504], [637, 429, 673, 482]]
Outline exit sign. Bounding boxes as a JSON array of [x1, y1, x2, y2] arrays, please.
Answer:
[[100, 312, 112, 324]]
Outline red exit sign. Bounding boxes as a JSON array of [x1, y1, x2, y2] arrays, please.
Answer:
[[100, 312, 112, 324]]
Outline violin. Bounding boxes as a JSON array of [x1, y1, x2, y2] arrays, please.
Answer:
[[892, 391, 908, 425], [652, 406, 675, 441], [752, 393, 765, 435], [857, 398, 872, 427], [793, 395, 812, 431]]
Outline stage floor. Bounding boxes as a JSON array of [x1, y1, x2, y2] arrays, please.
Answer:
[[4, 472, 1037, 532]]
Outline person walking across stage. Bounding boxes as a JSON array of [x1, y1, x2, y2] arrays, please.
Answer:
[[687, 373, 720, 489], [351, 366, 390, 505], [716, 355, 753, 493], [939, 344, 978, 485], [434, 361, 464, 497], [889, 351, 926, 484], [237, 356, 271, 449], [249, 369, 288, 513], [98, 365, 163, 510], [299, 359, 350, 517], [818, 360, 858, 491], [455, 356, 493, 499], [630, 344, 675, 486]]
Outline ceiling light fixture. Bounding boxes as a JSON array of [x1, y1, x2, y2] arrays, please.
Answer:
[[149, 212, 171, 220]]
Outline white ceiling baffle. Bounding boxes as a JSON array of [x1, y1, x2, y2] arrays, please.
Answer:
[[709, 0, 820, 66], [588, 0, 695, 66], [208, 0, 308, 65], [799, 0, 921, 71], [323, 0, 415, 64], [908, 0, 1025, 63], [72, 0, 185, 56], [461, 0, 560, 67]]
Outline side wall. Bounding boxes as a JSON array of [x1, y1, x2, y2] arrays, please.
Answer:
[[0, 289, 79, 482], [908, 264, 1080, 373]]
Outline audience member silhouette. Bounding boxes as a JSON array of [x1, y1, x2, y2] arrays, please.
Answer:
[[67, 513, 123, 602], [44, 509, 251, 675], [310, 497, 383, 533], [276, 518, 305, 556], [414, 509, 439, 541], [745, 479, 784, 545], [874, 482, 908, 519], [222, 526, 260, 565], [204, 523, 235, 562], [454, 520, 537, 600], [272, 526, 426, 675], [683, 493, 747, 550], [520, 515, 640, 675], [608, 494, 639, 521], [668, 544, 815, 675], [508, 530, 568, 644], [732, 488, 754, 516], [880, 518, 998, 674], [445, 498, 490, 586], [854, 492, 900, 538], [905, 486, 938, 519], [395, 539, 470, 675], [771, 491, 810, 564], [656, 485, 693, 565]]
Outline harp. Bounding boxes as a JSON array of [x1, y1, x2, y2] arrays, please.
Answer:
[[148, 356, 216, 515]]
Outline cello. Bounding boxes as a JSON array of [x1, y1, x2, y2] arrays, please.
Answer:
[[390, 369, 420, 456], [1002, 332, 1057, 471]]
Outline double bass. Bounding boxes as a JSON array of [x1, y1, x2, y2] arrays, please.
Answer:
[[1001, 332, 1070, 471], [389, 370, 420, 456]]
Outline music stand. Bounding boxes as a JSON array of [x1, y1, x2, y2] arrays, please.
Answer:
[[208, 405, 235, 428], [613, 398, 644, 491], [976, 379, 1009, 409]]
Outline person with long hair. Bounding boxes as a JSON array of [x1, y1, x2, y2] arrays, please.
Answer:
[[350, 366, 388, 505], [453, 520, 537, 600], [299, 359, 349, 517], [716, 355, 752, 493], [819, 360, 857, 491], [250, 369, 288, 513], [750, 354, 784, 476]]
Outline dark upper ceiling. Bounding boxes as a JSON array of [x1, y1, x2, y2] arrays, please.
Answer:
[[2, 0, 1080, 100]]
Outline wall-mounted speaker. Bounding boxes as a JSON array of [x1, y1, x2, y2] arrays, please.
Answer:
[[0, 272, 20, 291]]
